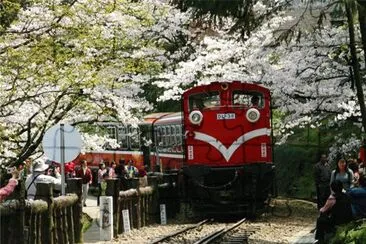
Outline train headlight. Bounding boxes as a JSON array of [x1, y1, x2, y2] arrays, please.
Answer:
[[246, 108, 260, 123], [189, 110, 203, 125]]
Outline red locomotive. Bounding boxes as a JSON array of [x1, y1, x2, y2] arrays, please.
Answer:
[[76, 81, 276, 215], [180, 81, 275, 215]]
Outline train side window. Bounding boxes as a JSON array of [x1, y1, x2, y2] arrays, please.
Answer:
[[156, 126, 163, 149], [176, 125, 182, 152], [164, 126, 170, 152], [189, 91, 220, 111], [129, 126, 140, 150], [171, 126, 176, 152], [118, 126, 129, 150], [171, 126, 176, 145], [161, 126, 167, 152], [106, 126, 117, 139], [232, 91, 264, 108], [166, 126, 172, 152]]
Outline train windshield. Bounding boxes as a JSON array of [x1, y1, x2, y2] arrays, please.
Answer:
[[232, 91, 264, 108], [189, 91, 220, 111]]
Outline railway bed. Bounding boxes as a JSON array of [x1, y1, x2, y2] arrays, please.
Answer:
[[114, 198, 317, 243]]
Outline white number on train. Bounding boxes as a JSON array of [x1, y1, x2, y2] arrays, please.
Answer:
[[217, 113, 236, 120]]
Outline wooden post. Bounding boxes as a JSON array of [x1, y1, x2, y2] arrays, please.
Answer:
[[141, 195, 145, 227], [29, 214, 36, 244], [148, 176, 159, 223], [66, 178, 83, 243], [136, 180, 141, 229], [106, 178, 120, 238], [55, 208, 64, 244], [129, 198, 133, 229], [37, 213, 41, 244], [35, 183, 54, 244], [66, 206, 75, 244], [61, 208, 68, 244], [117, 198, 123, 234], [6, 179, 25, 244]]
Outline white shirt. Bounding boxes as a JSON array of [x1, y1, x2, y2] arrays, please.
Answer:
[[25, 172, 62, 200]]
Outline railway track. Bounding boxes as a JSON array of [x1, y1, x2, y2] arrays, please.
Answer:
[[150, 218, 255, 244], [194, 218, 254, 244], [150, 219, 210, 244]]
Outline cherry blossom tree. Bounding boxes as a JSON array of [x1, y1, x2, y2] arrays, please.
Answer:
[[158, 1, 364, 158], [0, 0, 191, 167]]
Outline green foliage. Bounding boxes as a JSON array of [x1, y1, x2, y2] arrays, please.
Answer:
[[81, 212, 93, 233], [0, 0, 24, 34], [330, 220, 366, 244], [274, 144, 318, 199], [141, 82, 182, 112]]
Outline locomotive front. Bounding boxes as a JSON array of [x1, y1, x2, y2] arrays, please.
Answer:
[[182, 81, 276, 216]]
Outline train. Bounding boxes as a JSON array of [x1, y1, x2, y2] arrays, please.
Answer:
[[76, 81, 276, 216]]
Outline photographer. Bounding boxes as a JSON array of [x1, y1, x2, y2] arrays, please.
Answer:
[[25, 159, 61, 200], [0, 168, 20, 202]]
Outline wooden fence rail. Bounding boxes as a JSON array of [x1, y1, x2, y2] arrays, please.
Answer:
[[0, 178, 82, 244], [105, 176, 159, 237]]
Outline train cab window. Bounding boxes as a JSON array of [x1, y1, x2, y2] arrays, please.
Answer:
[[129, 126, 140, 150], [189, 91, 220, 111], [232, 91, 264, 108], [118, 126, 129, 149]]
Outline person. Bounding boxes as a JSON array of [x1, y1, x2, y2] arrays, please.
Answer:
[[64, 161, 75, 179], [0, 168, 20, 202], [348, 159, 360, 186], [75, 160, 92, 207], [125, 160, 138, 179], [347, 174, 366, 219], [314, 154, 332, 209], [251, 95, 260, 106], [315, 180, 353, 243], [100, 173, 109, 197], [109, 161, 117, 178], [115, 159, 128, 190], [25, 159, 62, 200], [138, 164, 148, 187], [97, 162, 107, 206], [330, 158, 354, 191]]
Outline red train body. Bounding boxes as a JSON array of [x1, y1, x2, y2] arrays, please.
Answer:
[[75, 81, 276, 215]]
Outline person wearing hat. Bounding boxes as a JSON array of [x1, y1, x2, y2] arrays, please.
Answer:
[[25, 159, 61, 200]]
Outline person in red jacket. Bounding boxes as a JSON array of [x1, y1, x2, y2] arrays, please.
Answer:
[[75, 160, 92, 207]]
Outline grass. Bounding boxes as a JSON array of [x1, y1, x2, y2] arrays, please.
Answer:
[[81, 212, 93, 233], [330, 219, 366, 244]]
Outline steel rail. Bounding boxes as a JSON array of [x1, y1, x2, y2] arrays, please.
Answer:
[[193, 218, 246, 244], [150, 219, 210, 244]]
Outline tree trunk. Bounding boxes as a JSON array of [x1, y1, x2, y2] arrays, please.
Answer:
[[346, 2, 366, 134], [358, 0, 366, 68]]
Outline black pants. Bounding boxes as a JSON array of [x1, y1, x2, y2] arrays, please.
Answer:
[[316, 185, 330, 209], [315, 213, 335, 242], [97, 183, 102, 206]]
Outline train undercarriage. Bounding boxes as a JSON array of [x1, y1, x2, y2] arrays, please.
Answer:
[[181, 163, 276, 217]]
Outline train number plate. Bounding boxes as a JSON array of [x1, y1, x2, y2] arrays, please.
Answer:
[[217, 113, 236, 120]]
